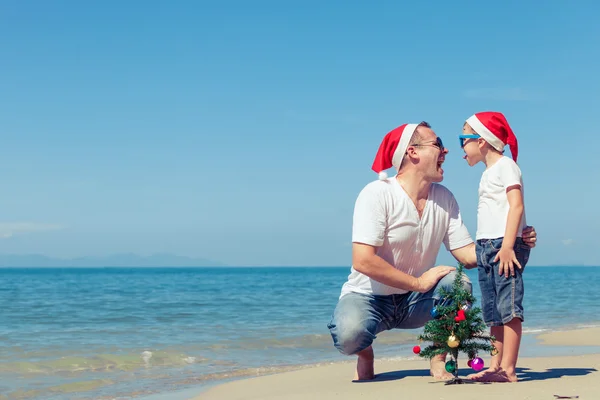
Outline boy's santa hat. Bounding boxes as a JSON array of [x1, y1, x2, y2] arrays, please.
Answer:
[[371, 123, 419, 180], [466, 111, 519, 162]]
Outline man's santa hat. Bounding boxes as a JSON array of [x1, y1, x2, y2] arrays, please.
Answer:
[[466, 111, 519, 162], [371, 123, 419, 180]]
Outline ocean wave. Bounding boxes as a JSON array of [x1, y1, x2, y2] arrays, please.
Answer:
[[207, 331, 416, 351], [0, 350, 212, 375], [522, 328, 550, 334]]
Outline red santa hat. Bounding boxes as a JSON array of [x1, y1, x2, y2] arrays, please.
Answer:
[[466, 111, 519, 162], [371, 123, 419, 180]]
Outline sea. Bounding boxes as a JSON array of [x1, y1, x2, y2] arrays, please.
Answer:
[[1, 266, 600, 399]]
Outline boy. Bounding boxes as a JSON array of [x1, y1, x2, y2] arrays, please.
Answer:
[[459, 111, 530, 383]]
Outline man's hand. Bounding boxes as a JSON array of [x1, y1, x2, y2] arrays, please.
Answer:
[[495, 247, 522, 278], [522, 225, 537, 248], [415, 266, 455, 293]]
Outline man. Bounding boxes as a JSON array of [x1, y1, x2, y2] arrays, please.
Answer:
[[327, 121, 537, 381]]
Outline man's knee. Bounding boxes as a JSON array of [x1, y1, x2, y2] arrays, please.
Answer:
[[328, 317, 374, 356], [437, 270, 472, 294]]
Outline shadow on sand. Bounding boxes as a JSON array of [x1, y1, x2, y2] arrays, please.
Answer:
[[352, 366, 598, 383], [517, 366, 597, 382]]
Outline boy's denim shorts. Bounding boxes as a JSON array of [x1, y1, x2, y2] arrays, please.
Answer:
[[476, 237, 530, 327]]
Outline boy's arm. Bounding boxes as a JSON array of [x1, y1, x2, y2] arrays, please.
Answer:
[[495, 159, 526, 277], [502, 185, 524, 251], [495, 185, 524, 277]]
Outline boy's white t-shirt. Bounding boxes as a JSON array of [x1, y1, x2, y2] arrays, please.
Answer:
[[340, 177, 473, 297], [476, 156, 527, 240]]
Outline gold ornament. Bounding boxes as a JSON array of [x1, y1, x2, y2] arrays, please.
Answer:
[[491, 347, 499, 356], [447, 334, 460, 348]]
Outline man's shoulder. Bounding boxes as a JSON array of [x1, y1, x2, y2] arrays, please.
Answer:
[[358, 177, 396, 196]]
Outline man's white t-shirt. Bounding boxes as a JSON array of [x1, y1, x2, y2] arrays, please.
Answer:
[[476, 156, 527, 240], [340, 177, 473, 297]]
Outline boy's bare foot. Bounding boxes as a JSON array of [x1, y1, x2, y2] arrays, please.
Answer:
[[476, 369, 518, 383], [467, 366, 500, 380], [353, 347, 375, 381], [429, 355, 454, 380]]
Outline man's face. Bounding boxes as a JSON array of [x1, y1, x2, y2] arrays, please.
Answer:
[[412, 127, 448, 183]]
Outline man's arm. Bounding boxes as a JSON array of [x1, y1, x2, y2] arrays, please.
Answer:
[[353, 242, 455, 293], [450, 242, 477, 269], [449, 228, 533, 269], [441, 187, 476, 267]]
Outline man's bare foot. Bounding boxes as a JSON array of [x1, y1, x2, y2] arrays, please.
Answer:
[[429, 356, 454, 380], [475, 369, 518, 383], [467, 366, 500, 380], [353, 347, 375, 381]]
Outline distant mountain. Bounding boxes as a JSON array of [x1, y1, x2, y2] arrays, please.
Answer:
[[0, 253, 225, 267]]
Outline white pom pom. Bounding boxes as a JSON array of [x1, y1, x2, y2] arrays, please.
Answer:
[[378, 171, 388, 180]]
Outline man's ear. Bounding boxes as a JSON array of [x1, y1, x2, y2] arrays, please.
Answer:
[[405, 146, 419, 161]]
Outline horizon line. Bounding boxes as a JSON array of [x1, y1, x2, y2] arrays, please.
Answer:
[[1, 264, 599, 268]]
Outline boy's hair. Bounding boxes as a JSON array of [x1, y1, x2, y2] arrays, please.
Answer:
[[463, 121, 477, 134], [463, 121, 503, 154]]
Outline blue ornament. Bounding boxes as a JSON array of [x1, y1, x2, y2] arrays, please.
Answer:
[[430, 307, 439, 319]]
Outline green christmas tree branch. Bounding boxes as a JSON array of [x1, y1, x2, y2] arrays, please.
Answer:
[[416, 263, 496, 371]]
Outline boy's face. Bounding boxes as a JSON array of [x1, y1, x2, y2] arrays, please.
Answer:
[[461, 124, 483, 166]]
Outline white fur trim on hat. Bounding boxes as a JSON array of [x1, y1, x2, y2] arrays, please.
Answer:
[[391, 123, 418, 169], [466, 115, 504, 152], [378, 171, 388, 180]]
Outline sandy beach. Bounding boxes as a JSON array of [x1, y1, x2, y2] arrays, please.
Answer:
[[194, 327, 600, 400]]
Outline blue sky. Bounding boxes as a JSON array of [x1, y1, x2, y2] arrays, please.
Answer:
[[1, 1, 599, 266]]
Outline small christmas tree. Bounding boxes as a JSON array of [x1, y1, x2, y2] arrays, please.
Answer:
[[413, 263, 496, 384]]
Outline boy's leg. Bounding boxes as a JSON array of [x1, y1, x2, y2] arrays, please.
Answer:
[[496, 318, 522, 381], [468, 238, 504, 380], [488, 325, 504, 369], [487, 241, 506, 373], [327, 292, 395, 380], [480, 238, 530, 383]]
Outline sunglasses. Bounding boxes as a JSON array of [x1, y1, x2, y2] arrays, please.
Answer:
[[458, 134, 480, 148], [412, 137, 445, 151]]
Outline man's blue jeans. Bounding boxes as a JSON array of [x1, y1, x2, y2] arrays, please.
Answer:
[[327, 271, 472, 355]]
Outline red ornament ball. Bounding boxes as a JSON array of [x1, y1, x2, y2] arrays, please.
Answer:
[[413, 345, 421, 354]]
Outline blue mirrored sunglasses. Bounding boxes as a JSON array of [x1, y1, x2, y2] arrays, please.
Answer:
[[458, 134, 480, 148]]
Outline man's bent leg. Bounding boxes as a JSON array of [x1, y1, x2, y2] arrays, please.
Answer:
[[327, 292, 393, 380], [354, 346, 374, 381], [395, 271, 473, 380], [396, 271, 472, 329]]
